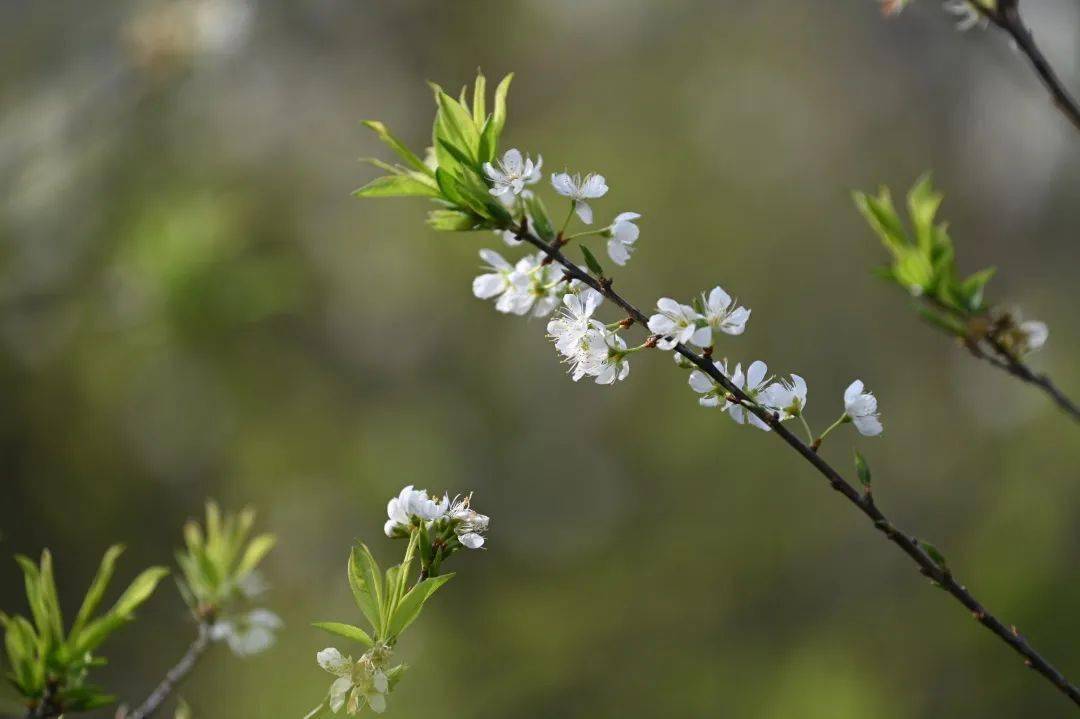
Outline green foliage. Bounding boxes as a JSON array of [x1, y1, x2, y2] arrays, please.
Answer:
[[1, 548, 168, 714], [853, 174, 995, 328], [175, 501, 276, 621], [315, 541, 453, 649], [853, 451, 872, 491], [358, 70, 517, 234], [580, 246, 605, 277]]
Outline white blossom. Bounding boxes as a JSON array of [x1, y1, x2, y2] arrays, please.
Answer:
[[844, 380, 883, 437], [688, 359, 732, 408], [472, 249, 527, 313], [1018, 320, 1048, 353], [647, 298, 702, 350], [318, 648, 390, 715], [449, 494, 490, 549], [690, 286, 750, 347], [606, 212, 640, 266], [483, 149, 542, 197], [501, 254, 564, 317], [384, 485, 449, 538], [551, 171, 609, 224], [591, 332, 631, 385], [942, 0, 988, 31], [762, 374, 807, 421], [727, 361, 773, 431], [547, 289, 604, 357], [210, 608, 282, 656]]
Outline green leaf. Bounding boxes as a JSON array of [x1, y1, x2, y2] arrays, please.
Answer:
[[348, 544, 383, 637], [472, 71, 487, 127], [906, 173, 943, 253], [362, 120, 432, 176], [354, 175, 441, 199], [853, 451, 871, 490], [919, 541, 948, 571], [580, 246, 604, 277], [311, 621, 374, 648], [525, 193, 555, 242], [386, 664, 408, 692], [387, 573, 454, 639], [435, 90, 480, 159], [437, 139, 478, 174], [959, 267, 996, 312], [853, 189, 909, 258], [427, 209, 484, 232], [71, 545, 125, 641], [914, 305, 966, 337], [109, 566, 170, 618], [234, 534, 276, 580], [37, 551, 64, 648], [491, 73, 513, 140]]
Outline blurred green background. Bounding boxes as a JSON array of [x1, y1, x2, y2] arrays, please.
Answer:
[[2, 1, 1080, 717]]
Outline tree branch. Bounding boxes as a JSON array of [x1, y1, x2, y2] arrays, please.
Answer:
[[118, 624, 211, 719], [978, 0, 1080, 133], [510, 222, 1080, 708]]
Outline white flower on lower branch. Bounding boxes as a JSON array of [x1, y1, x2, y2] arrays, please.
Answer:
[[844, 380, 883, 437], [316, 647, 391, 715], [762, 374, 807, 421], [727, 361, 773, 431], [210, 608, 282, 657]]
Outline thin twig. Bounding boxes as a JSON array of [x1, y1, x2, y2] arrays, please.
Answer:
[[508, 221, 1080, 708], [923, 296, 1080, 422], [976, 0, 1080, 133], [119, 624, 211, 719]]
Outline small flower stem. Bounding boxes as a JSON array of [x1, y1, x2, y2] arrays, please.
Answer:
[[798, 414, 815, 446], [559, 202, 577, 235], [562, 229, 601, 242], [812, 414, 849, 451], [121, 623, 212, 719]]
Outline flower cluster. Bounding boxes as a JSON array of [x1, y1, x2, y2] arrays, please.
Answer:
[[384, 485, 490, 553], [315, 646, 393, 715]]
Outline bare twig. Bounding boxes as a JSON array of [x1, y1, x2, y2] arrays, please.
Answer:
[[506, 220, 1080, 708], [976, 0, 1080, 133], [119, 624, 211, 719]]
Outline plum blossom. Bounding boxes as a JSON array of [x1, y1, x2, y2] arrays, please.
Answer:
[[844, 380, 883, 437], [591, 332, 631, 385], [606, 212, 640, 266], [727, 361, 773, 431], [484, 149, 542, 197], [688, 359, 733, 408], [762, 374, 807, 421], [210, 608, 282, 656], [1018, 320, 1049, 353], [690, 286, 750, 347], [551, 171, 608, 224], [449, 494, 490, 549], [943, 0, 988, 31], [502, 254, 564, 317], [384, 485, 449, 538], [547, 289, 604, 357], [647, 298, 702, 350], [472, 249, 527, 313], [317, 648, 390, 715]]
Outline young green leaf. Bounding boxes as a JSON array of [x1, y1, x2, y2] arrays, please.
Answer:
[[311, 621, 374, 648], [906, 173, 943, 253], [362, 120, 432, 177], [234, 534, 277, 580], [348, 544, 384, 637], [581, 246, 605, 277], [472, 71, 487, 127], [919, 541, 948, 571], [109, 566, 170, 619], [354, 175, 441, 199], [427, 209, 484, 232], [387, 573, 454, 639], [853, 451, 872, 490], [70, 545, 125, 642], [491, 73, 513, 140], [525, 194, 555, 242]]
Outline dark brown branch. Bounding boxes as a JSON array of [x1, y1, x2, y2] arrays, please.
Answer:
[[510, 223, 1080, 708], [118, 624, 211, 719], [977, 0, 1080, 133]]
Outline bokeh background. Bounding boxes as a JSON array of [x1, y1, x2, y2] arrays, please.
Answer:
[[2, 1, 1080, 717]]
